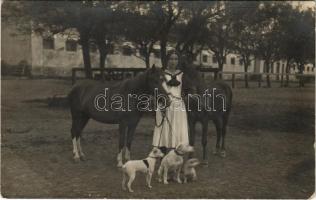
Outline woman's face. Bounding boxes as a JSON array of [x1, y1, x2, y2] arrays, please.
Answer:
[[168, 53, 179, 70]]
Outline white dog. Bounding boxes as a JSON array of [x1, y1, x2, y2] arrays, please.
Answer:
[[158, 143, 194, 184], [122, 147, 164, 193], [183, 158, 200, 183]]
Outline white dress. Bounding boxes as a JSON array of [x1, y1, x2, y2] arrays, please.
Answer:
[[152, 71, 189, 148]]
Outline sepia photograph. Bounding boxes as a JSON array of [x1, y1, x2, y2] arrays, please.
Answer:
[[1, 1, 315, 198]]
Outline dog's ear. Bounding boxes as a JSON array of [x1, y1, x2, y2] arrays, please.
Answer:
[[152, 148, 158, 154], [176, 143, 183, 151]]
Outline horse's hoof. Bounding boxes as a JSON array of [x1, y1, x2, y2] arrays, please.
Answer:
[[220, 151, 226, 158], [201, 160, 209, 166], [73, 157, 80, 163], [213, 149, 219, 155], [80, 155, 86, 161]]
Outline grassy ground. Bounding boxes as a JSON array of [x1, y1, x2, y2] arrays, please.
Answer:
[[1, 78, 315, 198]]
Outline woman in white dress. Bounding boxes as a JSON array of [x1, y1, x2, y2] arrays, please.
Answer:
[[152, 52, 189, 150]]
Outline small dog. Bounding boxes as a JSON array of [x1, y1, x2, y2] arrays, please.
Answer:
[[158, 143, 194, 184], [122, 147, 164, 193], [183, 158, 200, 183]]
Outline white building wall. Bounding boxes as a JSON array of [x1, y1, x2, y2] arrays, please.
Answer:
[[3, 24, 314, 78]]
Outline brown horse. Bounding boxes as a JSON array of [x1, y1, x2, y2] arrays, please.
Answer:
[[68, 66, 170, 167], [182, 67, 233, 164]]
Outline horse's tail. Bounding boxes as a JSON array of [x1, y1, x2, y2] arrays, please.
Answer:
[[212, 81, 233, 113], [221, 82, 233, 113]]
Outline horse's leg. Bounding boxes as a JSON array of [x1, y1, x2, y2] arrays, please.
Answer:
[[213, 117, 223, 156], [220, 114, 229, 158], [125, 117, 140, 161], [77, 137, 86, 160], [188, 118, 196, 159], [71, 112, 89, 162], [201, 119, 209, 165], [117, 123, 127, 167]]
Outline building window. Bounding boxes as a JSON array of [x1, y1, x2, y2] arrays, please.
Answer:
[[107, 43, 114, 54], [202, 55, 208, 63], [239, 59, 243, 65], [212, 56, 217, 63], [123, 45, 134, 56], [66, 39, 77, 52], [231, 57, 235, 65], [43, 37, 54, 49]]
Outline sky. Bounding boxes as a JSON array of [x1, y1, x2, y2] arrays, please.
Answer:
[[290, 1, 315, 10]]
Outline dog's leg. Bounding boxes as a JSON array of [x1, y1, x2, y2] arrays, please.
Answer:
[[127, 173, 135, 193], [122, 172, 127, 191], [192, 170, 197, 181], [176, 166, 182, 184], [157, 166, 163, 183], [163, 166, 169, 184], [146, 173, 153, 189]]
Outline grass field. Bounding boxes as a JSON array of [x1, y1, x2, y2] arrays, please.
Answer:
[[1, 78, 315, 198]]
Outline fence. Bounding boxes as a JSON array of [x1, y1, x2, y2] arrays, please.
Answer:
[[71, 67, 315, 87], [216, 71, 315, 88]]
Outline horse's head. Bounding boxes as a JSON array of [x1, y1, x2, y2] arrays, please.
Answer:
[[145, 64, 171, 107]]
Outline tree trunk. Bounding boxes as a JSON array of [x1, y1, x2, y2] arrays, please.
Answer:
[[244, 64, 249, 88], [145, 52, 150, 68], [285, 60, 290, 87], [146, 42, 154, 68], [218, 60, 223, 80], [266, 61, 271, 88], [97, 40, 107, 81], [280, 63, 284, 87], [81, 39, 92, 79], [160, 38, 167, 70], [299, 63, 305, 87]]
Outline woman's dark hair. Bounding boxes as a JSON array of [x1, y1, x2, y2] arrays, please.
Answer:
[[166, 50, 187, 70]]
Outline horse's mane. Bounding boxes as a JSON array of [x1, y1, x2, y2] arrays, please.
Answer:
[[181, 65, 205, 94]]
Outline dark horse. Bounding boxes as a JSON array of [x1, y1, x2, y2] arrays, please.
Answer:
[[182, 68, 233, 163], [68, 66, 169, 167]]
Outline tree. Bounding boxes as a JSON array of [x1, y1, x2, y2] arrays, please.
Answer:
[[206, 2, 235, 79], [2, 1, 119, 79], [151, 1, 182, 69], [253, 2, 284, 87], [171, 1, 217, 65], [230, 2, 260, 87], [117, 2, 162, 68]]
